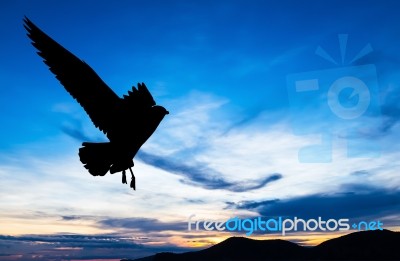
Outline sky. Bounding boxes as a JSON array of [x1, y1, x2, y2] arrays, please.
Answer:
[[1, 0, 400, 260]]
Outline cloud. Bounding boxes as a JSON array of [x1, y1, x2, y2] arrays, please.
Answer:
[[351, 48, 400, 136], [60, 117, 106, 143], [350, 170, 372, 176], [0, 234, 135, 247], [61, 123, 93, 142], [61, 215, 81, 221], [137, 151, 282, 192], [98, 217, 186, 232], [0, 234, 188, 261], [229, 184, 400, 226], [379, 84, 400, 134]]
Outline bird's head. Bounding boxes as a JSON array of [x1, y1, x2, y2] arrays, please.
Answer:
[[153, 105, 169, 116], [150, 105, 169, 124], [152, 105, 169, 116]]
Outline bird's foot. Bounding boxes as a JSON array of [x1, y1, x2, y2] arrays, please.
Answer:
[[122, 170, 127, 184], [129, 167, 135, 190]]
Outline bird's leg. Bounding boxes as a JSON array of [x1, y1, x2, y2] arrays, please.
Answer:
[[122, 170, 127, 184], [129, 167, 135, 190]]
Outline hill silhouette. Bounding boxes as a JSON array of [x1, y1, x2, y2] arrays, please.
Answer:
[[122, 230, 399, 261]]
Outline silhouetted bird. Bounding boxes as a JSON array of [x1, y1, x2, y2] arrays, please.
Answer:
[[23, 17, 169, 190]]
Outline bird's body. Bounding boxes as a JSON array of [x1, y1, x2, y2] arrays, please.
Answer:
[[23, 17, 169, 189]]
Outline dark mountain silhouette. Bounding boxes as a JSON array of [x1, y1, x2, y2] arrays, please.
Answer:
[[23, 17, 169, 190], [123, 230, 400, 261], [314, 229, 399, 260]]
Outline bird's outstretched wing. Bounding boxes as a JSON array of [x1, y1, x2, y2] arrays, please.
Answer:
[[24, 17, 120, 135], [122, 82, 156, 111]]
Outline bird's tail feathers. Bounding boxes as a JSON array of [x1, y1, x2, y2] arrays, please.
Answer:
[[79, 142, 113, 176]]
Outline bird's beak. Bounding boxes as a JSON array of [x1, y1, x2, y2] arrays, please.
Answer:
[[166, 111, 169, 115]]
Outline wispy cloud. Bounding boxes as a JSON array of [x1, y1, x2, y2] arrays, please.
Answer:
[[98, 217, 185, 232], [229, 184, 400, 227], [138, 151, 282, 192], [0, 234, 188, 261]]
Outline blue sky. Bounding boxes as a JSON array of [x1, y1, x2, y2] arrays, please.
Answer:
[[1, 0, 400, 260]]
